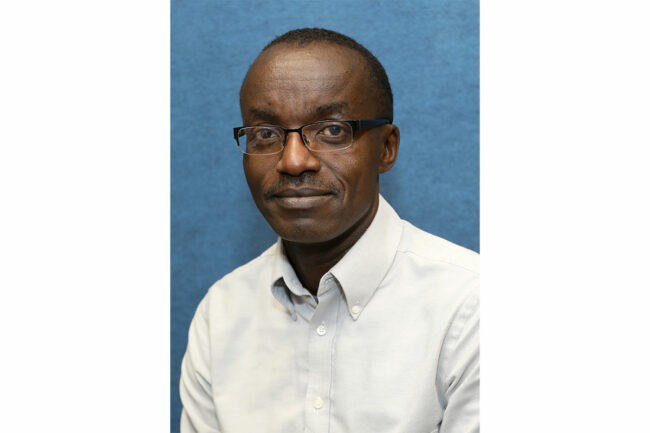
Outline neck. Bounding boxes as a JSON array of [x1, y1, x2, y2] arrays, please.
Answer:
[[283, 197, 380, 296]]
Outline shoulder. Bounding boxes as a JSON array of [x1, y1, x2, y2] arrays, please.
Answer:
[[381, 220, 479, 313], [218, 243, 277, 286], [201, 243, 278, 311], [397, 220, 479, 275]]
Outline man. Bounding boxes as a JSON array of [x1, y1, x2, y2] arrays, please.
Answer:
[[180, 28, 479, 433]]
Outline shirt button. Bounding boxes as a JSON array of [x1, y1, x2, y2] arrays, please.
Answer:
[[316, 324, 327, 336], [351, 305, 362, 315], [313, 397, 324, 409]]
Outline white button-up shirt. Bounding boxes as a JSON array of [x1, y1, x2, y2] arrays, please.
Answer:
[[180, 196, 479, 433]]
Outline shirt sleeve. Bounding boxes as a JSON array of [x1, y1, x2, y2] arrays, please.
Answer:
[[438, 289, 480, 433], [179, 295, 221, 433]]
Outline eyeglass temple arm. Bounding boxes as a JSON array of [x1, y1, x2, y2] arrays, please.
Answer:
[[352, 119, 392, 132]]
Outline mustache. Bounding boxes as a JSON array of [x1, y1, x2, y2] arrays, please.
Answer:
[[264, 174, 341, 199]]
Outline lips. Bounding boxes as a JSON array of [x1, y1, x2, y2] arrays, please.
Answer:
[[273, 188, 333, 198], [269, 188, 334, 210]]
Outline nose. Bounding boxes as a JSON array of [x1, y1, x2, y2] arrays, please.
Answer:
[[275, 131, 320, 176]]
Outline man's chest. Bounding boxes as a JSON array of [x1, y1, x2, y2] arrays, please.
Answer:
[[206, 289, 448, 433]]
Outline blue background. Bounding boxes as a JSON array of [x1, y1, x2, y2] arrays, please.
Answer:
[[171, 0, 478, 430]]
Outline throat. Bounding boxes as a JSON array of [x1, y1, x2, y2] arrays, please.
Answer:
[[283, 244, 346, 296]]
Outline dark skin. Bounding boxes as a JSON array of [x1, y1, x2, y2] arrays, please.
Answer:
[[240, 42, 400, 295]]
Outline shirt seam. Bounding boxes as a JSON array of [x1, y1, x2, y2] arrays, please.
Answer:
[[436, 289, 479, 399], [448, 290, 479, 351]]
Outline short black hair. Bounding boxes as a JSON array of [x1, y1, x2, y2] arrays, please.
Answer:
[[252, 28, 394, 121]]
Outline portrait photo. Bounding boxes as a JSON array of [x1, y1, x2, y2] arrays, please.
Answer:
[[171, 0, 479, 431]]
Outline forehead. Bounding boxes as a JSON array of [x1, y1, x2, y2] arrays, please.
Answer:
[[240, 42, 375, 124]]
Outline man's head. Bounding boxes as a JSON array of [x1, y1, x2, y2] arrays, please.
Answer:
[[238, 28, 400, 246], [249, 28, 394, 122]]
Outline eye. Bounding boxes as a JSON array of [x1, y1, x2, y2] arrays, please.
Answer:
[[321, 124, 343, 137], [255, 127, 280, 140], [309, 121, 351, 147]]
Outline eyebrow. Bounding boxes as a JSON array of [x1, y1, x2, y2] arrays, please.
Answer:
[[245, 101, 350, 125], [247, 108, 278, 124], [312, 102, 348, 118]]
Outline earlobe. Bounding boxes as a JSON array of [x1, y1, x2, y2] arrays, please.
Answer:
[[378, 125, 400, 174]]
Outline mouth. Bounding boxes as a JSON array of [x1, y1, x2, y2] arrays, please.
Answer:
[[270, 188, 334, 209], [273, 188, 333, 198]]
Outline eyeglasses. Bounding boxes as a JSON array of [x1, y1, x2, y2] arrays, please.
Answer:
[[233, 119, 391, 155]]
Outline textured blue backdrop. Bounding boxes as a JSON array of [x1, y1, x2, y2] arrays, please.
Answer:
[[171, 0, 478, 430]]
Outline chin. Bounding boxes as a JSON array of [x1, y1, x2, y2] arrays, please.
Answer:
[[271, 221, 339, 244]]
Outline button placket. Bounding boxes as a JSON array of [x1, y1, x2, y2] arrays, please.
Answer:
[[304, 279, 340, 431]]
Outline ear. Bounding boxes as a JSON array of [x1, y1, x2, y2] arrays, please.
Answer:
[[378, 124, 400, 174]]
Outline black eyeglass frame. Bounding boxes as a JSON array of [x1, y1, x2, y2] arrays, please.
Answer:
[[232, 118, 392, 155]]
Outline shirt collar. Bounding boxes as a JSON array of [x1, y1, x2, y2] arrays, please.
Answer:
[[270, 242, 305, 321], [329, 195, 403, 319], [270, 194, 403, 320]]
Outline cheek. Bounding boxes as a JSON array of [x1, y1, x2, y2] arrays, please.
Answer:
[[329, 156, 379, 199], [243, 159, 274, 194]]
